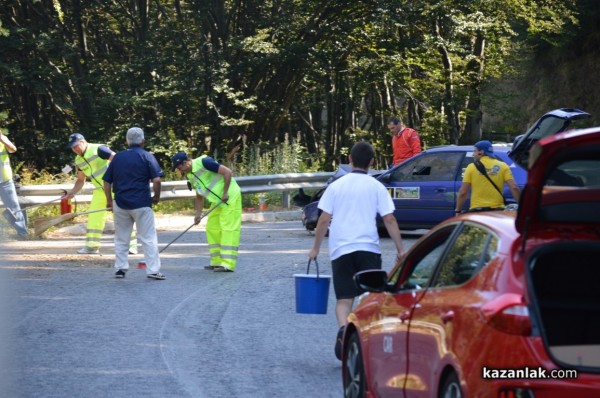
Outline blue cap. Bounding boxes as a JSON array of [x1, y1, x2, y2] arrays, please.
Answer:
[[68, 133, 85, 148], [474, 140, 494, 156], [171, 151, 189, 171]]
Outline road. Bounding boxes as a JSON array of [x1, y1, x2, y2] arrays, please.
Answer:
[[0, 215, 420, 398]]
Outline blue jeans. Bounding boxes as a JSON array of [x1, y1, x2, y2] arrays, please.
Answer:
[[0, 180, 27, 235]]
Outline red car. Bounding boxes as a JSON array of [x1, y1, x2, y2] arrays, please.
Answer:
[[342, 126, 600, 397]]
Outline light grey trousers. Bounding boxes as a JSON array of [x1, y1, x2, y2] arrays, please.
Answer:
[[112, 202, 161, 274]]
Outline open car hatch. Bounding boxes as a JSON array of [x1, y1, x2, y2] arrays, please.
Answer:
[[515, 127, 600, 235], [509, 108, 591, 169]]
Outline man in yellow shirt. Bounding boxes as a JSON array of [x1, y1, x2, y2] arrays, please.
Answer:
[[456, 140, 521, 213]]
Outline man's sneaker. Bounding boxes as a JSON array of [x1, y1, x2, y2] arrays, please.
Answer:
[[147, 273, 166, 280], [335, 325, 346, 360], [115, 269, 127, 278], [77, 247, 99, 254], [128, 246, 138, 255], [213, 266, 233, 272]]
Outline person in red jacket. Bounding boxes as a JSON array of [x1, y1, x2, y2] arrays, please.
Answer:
[[387, 116, 422, 166]]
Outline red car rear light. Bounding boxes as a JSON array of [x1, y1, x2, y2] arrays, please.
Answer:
[[481, 294, 532, 336], [498, 388, 534, 398]]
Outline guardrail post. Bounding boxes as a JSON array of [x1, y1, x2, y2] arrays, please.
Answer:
[[282, 191, 290, 209]]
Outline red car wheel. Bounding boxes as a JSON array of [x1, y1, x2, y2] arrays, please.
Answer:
[[343, 332, 366, 398]]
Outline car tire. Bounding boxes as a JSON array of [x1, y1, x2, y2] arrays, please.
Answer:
[[343, 331, 366, 398], [439, 371, 462, 398]]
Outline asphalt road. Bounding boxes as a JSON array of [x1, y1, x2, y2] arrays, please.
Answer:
[[0, 214, 419, 398]]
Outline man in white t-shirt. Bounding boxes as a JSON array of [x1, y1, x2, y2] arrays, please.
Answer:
[[308, 141, 404, 360]]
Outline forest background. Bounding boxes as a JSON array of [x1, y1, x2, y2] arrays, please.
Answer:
[[1, 0, 600, 182]]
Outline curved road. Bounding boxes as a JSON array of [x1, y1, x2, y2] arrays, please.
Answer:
[[0, 217, 418, 397]]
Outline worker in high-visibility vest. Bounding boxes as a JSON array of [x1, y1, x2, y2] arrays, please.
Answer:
[[0, 128, 28, 236], [171, 151, 241, 272], [62, 133, 137, 254]]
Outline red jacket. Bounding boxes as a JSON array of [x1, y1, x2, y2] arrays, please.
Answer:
[[392, 127, 421, 165]]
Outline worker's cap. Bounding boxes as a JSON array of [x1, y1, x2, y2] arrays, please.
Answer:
[[474, 140, 494, 156], [171, 151, 189, 171], [68, 133, 85, 148]]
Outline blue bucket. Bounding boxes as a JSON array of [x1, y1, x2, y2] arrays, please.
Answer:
[[294, 260, 331, 314]]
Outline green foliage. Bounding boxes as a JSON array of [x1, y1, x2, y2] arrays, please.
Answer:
[[0, 0, 585, 176], [235, 133, 313, 176]]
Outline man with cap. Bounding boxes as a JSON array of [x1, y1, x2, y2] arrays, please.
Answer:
[[455, 140, 521, 213], [172, 151, 242, 272], [103, 127, 165, 280], [0, 127, 28, 236], [62, 133, 137, 254]]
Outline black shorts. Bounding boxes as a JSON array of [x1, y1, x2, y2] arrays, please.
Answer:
[[332, 251, 382, 299]]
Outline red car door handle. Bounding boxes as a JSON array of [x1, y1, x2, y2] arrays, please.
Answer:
[[440, 311, 455, 323]]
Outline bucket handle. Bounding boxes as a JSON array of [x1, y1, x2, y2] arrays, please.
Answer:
[[306, 259, 320, 279]]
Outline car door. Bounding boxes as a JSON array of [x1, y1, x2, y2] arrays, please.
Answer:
[[369, 226, 457, 397], [404, 223, 500, 398], [383, 151, 465, 229]]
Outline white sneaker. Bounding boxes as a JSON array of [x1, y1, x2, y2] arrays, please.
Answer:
[[128, 246, 138, 255], [77, 247, 99, 254]]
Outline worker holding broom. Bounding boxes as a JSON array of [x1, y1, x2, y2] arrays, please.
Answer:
[[171, 151, 242, 272], [0, 127, 28, 236], [62, 133, 137, 254]]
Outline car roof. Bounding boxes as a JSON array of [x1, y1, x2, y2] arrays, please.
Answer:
[[431, 212, 520, 254], [424, 144, 512, 153]]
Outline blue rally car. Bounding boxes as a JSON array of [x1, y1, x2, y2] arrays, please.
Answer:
[[301, 108, 591, 231]]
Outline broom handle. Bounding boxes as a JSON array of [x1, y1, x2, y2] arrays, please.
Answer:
[[74, 207, 110, 216], [17, 186, 102, 214], [158, 201, 223, 254], [159, 223, 195, 254]]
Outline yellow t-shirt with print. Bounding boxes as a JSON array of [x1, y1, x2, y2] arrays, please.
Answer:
[[463, 156, 515, 209]]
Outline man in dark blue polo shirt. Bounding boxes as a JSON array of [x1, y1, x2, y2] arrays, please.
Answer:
[[103, 127, 165, 280]]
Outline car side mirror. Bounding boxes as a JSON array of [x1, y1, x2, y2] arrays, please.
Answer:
[[354, 270, 390, 293], [379, 173, 391, 183]]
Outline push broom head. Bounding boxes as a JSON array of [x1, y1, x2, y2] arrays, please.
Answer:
[[33, 208, 108, 236]]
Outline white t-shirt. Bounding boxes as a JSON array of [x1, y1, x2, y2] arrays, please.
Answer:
[[318, 171, 395, 260]]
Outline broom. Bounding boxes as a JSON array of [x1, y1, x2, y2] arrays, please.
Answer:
[[4, 186, 103, 225], [158, 201, 223, 254], [34, 208, 109, 236]]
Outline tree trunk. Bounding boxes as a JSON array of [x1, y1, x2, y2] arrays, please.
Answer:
[[462, 34, 486, 144]]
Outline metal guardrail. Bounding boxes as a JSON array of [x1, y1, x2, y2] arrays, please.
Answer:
[[12, 172, 334, 209]]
